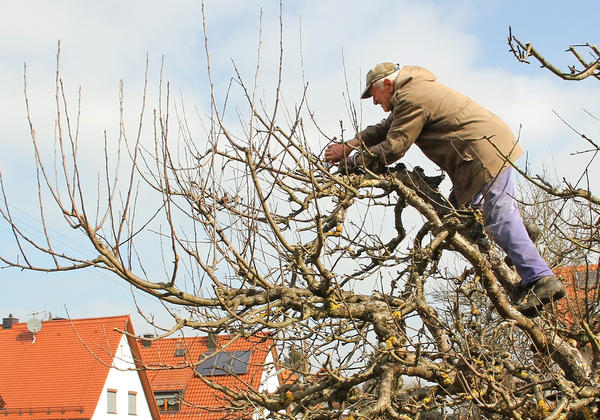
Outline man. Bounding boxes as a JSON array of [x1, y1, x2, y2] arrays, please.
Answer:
[[324, 62, 565, 317]]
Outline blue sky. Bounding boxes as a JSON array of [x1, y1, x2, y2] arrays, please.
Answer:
[[0, 0, 598, 333]]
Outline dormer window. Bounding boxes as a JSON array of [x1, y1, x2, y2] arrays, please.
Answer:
[[155, 391, 181, 413]]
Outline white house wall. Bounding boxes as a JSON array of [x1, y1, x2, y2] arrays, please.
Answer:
[[92, 334, 154, 420], [255, 350, 280, 420]]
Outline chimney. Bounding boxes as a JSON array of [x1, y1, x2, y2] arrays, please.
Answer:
[[2, 314, 19, 329], [207, 333, 218, 352], [142, 333, 154, 348]]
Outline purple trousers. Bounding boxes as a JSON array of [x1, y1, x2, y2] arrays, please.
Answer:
[[471, 167, 553, 286]]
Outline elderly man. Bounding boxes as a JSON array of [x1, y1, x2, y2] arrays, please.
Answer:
[[325, 62, 565, 317]]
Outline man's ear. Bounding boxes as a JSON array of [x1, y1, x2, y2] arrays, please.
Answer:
[[384, 78, 394, 90]]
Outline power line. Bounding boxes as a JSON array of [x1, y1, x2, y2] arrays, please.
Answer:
[[0, 202, 161, 304]]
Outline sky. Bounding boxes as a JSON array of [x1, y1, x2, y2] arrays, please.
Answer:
[[0, 0, 598, 334]]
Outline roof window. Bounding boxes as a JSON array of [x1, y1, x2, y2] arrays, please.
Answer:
[[155, 391, 181, 413], [575, 269, 598, 287]]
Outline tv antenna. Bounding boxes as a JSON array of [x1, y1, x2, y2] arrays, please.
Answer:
[[27, 317, 42, 343]]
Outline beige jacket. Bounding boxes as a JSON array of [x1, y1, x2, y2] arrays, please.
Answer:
[[356, 65, 523, 205]]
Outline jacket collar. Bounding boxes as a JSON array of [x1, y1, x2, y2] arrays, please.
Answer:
[[390, 65, 437, 109]]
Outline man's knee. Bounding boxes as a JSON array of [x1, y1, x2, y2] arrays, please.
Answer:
[[483, 192, 518, 225]]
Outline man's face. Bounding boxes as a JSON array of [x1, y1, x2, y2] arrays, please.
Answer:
[[370, 80, 394, 112]]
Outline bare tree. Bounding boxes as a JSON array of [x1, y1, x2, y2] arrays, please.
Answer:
[[1, 16, 599, 420], [516, 170, 599, 268]]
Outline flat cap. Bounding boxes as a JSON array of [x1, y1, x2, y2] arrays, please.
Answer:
[[361, 62, 400, 99]]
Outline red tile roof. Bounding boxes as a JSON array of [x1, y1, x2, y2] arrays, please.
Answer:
[[554, 264, 599, 327], [139, 334, 276, 420], [0, 315, 158, 420]]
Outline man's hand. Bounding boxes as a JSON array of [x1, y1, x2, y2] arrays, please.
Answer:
[[324, 142, 352, 163]]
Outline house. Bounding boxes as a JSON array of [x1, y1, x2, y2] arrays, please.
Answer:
[[0, 314, 160, 420], [138, 333, 280, 419], [554, 264, 599, 329]]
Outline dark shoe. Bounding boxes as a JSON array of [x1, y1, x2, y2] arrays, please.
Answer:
[[517, 275, 566, 318]]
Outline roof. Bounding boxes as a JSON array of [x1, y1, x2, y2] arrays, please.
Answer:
[[554, 264, 599, 327], [0, 315, 158, 420], [139, 333, 276, 420]]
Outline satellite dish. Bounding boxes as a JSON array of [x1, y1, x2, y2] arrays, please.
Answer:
[[27, 317, 42, 334]]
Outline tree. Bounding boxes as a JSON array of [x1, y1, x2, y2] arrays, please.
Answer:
[[1, 18, 599, 420]]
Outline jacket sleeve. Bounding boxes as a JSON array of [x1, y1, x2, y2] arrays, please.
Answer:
[[363, 100, 429, 166], [356, 117, 392, 147]]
